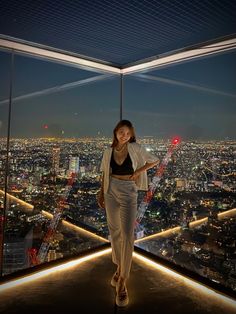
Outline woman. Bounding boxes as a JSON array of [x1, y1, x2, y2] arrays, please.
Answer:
[[97, 120, 159, 307]]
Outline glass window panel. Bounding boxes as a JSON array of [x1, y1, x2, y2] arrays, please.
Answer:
[[123, 50, 236, 294], [3, 53, 120, 275], [0, 49, 12, 276]]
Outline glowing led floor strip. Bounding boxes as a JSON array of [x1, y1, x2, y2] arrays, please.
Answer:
[[0, 248, 112, 292], [1, 248, 235, 309], [134, 252, 236, 309]]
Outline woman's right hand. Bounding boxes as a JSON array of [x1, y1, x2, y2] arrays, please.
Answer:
[[97, 191, 105, 209]]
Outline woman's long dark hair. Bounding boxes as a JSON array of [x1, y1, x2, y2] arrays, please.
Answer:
[[111, 120, 136, 148]]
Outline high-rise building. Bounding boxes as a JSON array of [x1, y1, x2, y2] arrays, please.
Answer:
[[175, 178, 186, 191], [52, 147, 60, 176], [3, 227, 33, 275], [69, 156, 80, 174]]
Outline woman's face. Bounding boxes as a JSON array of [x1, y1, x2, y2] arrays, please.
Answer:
[[116, 126, 132, 145]]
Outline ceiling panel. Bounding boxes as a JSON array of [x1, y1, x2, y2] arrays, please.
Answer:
[[0, 0, 235, 67]]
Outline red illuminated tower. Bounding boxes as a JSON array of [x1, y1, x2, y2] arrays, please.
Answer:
[[136, 137, 181, 229]]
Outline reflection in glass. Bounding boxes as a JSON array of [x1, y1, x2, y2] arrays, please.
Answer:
[[2, 53, 120, 275], [124, 51, 236, 293]]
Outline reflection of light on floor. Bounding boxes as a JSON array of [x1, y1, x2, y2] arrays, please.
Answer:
[[42, 210, 109, 243], [0, 189, 34, 211], [218, 208, 236, 220], [0, 248, 112, 292], [189, 217, 208, 228], [135, 226, 181, 243], [135, 208, 236, 243], [134, 252, 236, 310], [2, 189, 108, 242], [1, 247, 235, 309]]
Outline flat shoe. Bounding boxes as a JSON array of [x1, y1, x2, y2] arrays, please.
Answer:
[[116, 285, 129, 307], [111, 272, 119, 287]]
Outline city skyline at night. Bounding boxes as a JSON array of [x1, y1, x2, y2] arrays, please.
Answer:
[[0, 136, 235, 293]]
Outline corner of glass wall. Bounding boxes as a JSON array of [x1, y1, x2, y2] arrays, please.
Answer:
[[1, 51, 120, 276], [0, 48, 12, 276], [123, 50, 236, 294]]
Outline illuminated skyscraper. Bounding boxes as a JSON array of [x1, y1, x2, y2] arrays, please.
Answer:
[[175, 178, 186, 191], [3, 228, 33, 275], [69, 156, 80, 174], [52, 147, 60, 176]]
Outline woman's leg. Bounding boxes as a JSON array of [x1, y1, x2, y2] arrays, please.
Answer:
[[119, 183, 137, 280], [104, 188, 122, 269]]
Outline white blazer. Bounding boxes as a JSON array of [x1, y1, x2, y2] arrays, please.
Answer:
[[100, 142, 158, 193]]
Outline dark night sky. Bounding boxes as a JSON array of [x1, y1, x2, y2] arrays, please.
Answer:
[[0, 49, 236, 140], [0, 0, 236, 140]]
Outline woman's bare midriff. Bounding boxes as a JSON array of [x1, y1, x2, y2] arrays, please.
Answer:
[[111, 174, 135, 181]]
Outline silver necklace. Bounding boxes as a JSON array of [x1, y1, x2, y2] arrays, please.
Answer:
[[114, 144, 127, 152]]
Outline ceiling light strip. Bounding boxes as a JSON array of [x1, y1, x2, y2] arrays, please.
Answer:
[[122, 38, 236, 74], [0, 38, 121, 74]]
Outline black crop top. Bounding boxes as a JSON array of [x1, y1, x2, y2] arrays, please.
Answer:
[[110, 151, 134, 175]]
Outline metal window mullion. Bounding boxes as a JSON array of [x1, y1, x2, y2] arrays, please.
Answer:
[[0, 51, 14, 277], [120, 74, 123, 121]]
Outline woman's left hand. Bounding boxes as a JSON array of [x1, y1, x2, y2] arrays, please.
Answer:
[[129, 170, 140, 181], [149, 160, 159, 167], [130, 160, 159, 180]]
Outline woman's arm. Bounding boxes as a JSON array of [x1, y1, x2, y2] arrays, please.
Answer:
[[130, 159, 159, 180]]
